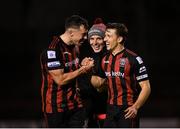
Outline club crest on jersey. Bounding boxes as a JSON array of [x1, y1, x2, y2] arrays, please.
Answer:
[[47, 50, 56, 59], [120, 58, 126, 67]]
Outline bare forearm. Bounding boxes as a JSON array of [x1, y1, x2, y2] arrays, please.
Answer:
[[49, 67, 87, 86], [49, 58, 94, 86], [133, 80, 151, 110], [91, 75, 106, 88], [58, 67, 87, 85]]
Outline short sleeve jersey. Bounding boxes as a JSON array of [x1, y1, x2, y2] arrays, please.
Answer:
[[40, 36, 82, 113], [96, 49, 149, 106]]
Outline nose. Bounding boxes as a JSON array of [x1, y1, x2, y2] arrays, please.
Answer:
[[91, 39, 98, 45]]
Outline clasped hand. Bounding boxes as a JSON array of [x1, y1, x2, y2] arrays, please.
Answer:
[[80, 57, 94, 73]]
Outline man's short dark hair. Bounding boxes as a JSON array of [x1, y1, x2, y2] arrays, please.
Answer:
[[106, 23, 128, 43], [65, 15, 88, 30]]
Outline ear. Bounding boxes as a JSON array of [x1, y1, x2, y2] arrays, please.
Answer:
[[68, 28, 74, 37], [117, 36, 123, 43]]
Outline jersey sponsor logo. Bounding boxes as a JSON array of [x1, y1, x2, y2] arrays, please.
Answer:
[[47, 61, 61, 68], [120, 58, 126, 67], [104, 60, 109, 64], [47, 50, 56, 59], [65, 58, 79, 67], [136, 56, 143, 64], [139, 66, 146, 73], [136, 74, 148, 80], [105, 71, 124, 78]]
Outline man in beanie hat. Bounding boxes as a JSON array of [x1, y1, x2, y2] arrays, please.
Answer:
[[77, 18, 108, 127], [88, 18, 106, 53]]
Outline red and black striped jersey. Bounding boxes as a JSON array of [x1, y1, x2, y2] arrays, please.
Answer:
[[96, 49, 149, 106], [40, 36, 82, 113]]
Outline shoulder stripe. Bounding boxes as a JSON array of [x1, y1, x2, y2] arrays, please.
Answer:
[[126, 49, 137, 56], [49, 36, 59, 49]]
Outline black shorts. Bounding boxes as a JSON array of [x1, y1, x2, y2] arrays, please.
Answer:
[[44, 107, 86, 127], [103, 104, 139, 128]]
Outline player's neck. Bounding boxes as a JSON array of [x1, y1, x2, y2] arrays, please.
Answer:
[[60, 33, 73, 45], [112, 44, 124, 56]]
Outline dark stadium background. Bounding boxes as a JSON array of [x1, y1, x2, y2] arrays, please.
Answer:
[[0, 0, 179, 127]]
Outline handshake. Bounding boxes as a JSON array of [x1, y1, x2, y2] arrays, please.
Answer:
[[79, 57, 94, 74]]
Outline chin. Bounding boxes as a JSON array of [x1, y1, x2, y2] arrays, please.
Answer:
[[76, 42, 82, 46], [106, 47, 110, 50], [93, 49, 101, 53], [94, 51, 100, 53]]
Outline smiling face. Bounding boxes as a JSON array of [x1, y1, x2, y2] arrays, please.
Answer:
[[104, 28, 121, 51], [89, 35, 105, 53]]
